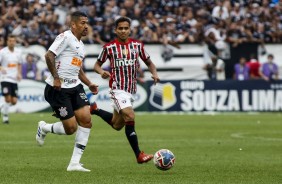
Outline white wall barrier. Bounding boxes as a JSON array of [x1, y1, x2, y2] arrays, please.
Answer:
[[1, 79, 49, 113], [11, 44, 282, 113]]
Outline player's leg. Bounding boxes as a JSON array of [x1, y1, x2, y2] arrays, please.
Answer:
[[90, 102, 113, 127], [67, 105, 92, 172], [1, 82, 13, 124], [66, 84, 92, 172], [2, 95, 11, 124], [90, 102, 125, 130], [120, 107, 153, 163], [111, 109, 125, 130], [36, 85, 71, 146], [111, 90, 153, 163]]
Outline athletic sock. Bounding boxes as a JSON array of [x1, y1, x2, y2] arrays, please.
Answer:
[[2, 102, 10, 121], [125, 121, 141, 158], [93, 109, 113, 126], [70, 126, 91, 164], [42, 122, 66, 135]]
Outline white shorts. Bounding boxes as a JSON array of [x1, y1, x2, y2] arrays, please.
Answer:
[[109, 89, 135, 112]]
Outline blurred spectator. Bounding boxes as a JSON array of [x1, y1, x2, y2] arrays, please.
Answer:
[[246, 54, 261, 79], [41, 67, 50, 81], [233, 57, 250, 80], [259, 54, 279, 81], [0, 0, 281, 51], [204, 18, 227, 56], [227, 22, 245, 48], [203, 55, 225, 80], [212, 0, 229, 20], [22, 53, 38, 80]]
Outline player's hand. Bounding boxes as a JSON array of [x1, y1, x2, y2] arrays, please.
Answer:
[[101, 71, 111, 79], [151, 75, 160, 85], [89, 83, 99, 95], [1, 68, 7, 74], [53, 78, 61, 91]]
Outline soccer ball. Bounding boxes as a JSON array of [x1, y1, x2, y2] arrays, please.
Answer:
[[153, 149, 175, 171]]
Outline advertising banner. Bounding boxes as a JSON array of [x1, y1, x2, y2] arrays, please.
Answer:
[[0, 79, 49, 113], [147, 80, 282, 112]]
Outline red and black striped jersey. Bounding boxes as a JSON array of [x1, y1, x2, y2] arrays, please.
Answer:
[[97, 38, 150, 94]]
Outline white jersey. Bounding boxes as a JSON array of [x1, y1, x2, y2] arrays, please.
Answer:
[[0, 47, 22, 83], [45, 30, 85, 88]]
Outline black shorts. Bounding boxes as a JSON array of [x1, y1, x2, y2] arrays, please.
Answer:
[[1, 82, 18, 97], [44, 84, 90, 120]]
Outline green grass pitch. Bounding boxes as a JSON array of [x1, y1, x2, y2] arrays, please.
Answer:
[[0, 112, 282, 184]]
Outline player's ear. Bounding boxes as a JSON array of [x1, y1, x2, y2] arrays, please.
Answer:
[[70, 21, 76, 29]]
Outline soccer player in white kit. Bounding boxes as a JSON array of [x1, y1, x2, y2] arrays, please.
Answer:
[[0, 34, 22, 124], [35, 11, 98, 172]]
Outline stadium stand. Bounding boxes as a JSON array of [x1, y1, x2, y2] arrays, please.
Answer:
[[0, 0, 281, 79], [0, 0, 280, 47]]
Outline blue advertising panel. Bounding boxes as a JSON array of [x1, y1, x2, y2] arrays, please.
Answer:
[[146, 80, 282, 112]]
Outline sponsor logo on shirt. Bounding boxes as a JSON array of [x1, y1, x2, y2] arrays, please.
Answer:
[[8, 63, 17, 67], [62, 78, 77, 85], [115, 58, 136, 67], [71, 57, 82, 66]]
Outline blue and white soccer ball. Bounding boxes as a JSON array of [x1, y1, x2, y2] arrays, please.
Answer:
[[153, 149, 175, 171]]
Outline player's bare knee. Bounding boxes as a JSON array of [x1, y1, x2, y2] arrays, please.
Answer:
[[113, 124, 124, 131], [123, 113, 135, 121], [65, 126, 77, 135], [81, 121, 92, 129], [77, 116, 92, 128]]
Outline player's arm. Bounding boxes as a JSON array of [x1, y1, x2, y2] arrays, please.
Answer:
[[0, 52, 5, 74], [144, 58, 160, 85], [94, 60, 110, 79], [45, 50, 61, 90], [79, 68, 98, 95], [17, 63, 22, 81]]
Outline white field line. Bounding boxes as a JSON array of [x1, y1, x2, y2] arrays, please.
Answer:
[[231, 132, 282, 142]]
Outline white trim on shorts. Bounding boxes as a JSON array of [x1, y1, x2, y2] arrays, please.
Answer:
[[109, 89, 135, 112]]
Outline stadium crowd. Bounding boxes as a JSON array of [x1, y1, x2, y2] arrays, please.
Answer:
[[0, 0, 281, 48], [0, 0, 281, 80]]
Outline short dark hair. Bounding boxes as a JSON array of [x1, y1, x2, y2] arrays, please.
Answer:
[[268, 54, 274, 58], [115, 16, 131, 28], [71, 11, 88, 22], [8, 34, 16, 39]]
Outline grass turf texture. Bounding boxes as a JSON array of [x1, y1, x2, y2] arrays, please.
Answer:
[[0, 112, 282, 184]]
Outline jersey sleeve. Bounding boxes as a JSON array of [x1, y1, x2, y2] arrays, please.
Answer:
[[48, 33, 69, 56], [97, 46, 108, 63], [139, 42, 150, 64]]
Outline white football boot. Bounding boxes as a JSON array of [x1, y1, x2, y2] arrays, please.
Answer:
[[36, 121, 47, 146], [67, 163, 91, 172]]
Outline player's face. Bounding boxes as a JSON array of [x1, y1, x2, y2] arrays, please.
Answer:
[[7, 37, 16, 48], [73, 16, 89, 37], [115, 21, 131, 42]]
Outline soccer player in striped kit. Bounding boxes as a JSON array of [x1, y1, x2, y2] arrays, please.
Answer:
[[90, 16, 160, 164]]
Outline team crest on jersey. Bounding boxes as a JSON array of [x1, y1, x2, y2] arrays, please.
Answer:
[[58, 107, 68, 117], [80, 93, 88, 102], [130, 49, 137, 54], [149, 82, 176, 110], [122, 49, 128, 56]]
